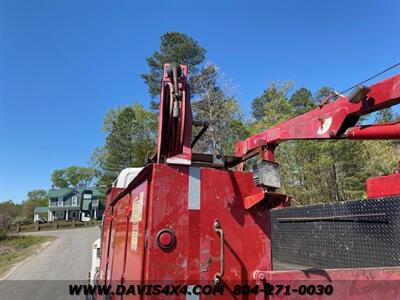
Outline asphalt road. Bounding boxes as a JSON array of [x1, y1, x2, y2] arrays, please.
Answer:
[[1, 226, 100, 299]]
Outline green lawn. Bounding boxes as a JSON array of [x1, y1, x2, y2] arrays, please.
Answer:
[[0, 235, 55, 278]]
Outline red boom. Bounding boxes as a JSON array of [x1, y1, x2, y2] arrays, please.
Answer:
[[235, 74, 400, 158]]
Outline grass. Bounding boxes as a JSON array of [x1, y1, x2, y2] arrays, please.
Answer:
[[0, 235, 55, 278]]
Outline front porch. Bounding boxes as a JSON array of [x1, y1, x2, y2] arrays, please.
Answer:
[[48, 208, 81, 221], [33, 206, 48, 222], [47, 207, 99, 221]]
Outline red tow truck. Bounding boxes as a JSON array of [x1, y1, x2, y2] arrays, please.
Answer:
[[91, 63, 400, 299]]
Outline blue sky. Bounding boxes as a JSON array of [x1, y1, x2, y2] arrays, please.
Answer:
[[1, 0, 399, 202]]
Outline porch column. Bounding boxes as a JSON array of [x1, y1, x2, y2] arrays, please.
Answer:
[[48, 210, 51, 221], [66, 210, 69, 221]]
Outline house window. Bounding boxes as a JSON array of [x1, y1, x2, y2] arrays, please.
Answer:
[[83, 193, 92, 200], [92, 200, 99, 207], [50, 198, 58, 207], [58, 199, 63, 206], [72, 196, 78, 206]]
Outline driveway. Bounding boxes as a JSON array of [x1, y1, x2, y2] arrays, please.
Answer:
[[0, 226, 100, 299]]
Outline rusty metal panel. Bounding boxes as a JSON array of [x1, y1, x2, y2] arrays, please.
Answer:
[[98, 187, 123, 285], [262, 267, 400, 300], [199, 168, 272, 286], [109, 193, 131, 286], [271, 196, 400, 269], [142, 164, 190, 283], [123, 180, 148, 299]]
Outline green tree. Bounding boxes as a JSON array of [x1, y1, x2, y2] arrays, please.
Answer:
[[90, 146, 107, 179], [51, 166, 97, 188], [16, 189, 50, 222], [191, 64, 248, 155], [289, 87, 315, 113], [0, 200, 22, 238], [92, 104, 157, 185], [102, 107, 125, 133], [22, 200, 39, 220], [364, 140, 400, 176], [375, 107, 399, 123], [0, 213, 12, 239], [27, 189, 48, 202], [141, 32, 206, 109], [51, 169, 69, 188], [251, 81, 293, 121], [250, 83, 375, 205], [0, 200, 21, 219], [249, 81, 295, 139], [321, 141, 368, 201], [314, 86, 334, 103]]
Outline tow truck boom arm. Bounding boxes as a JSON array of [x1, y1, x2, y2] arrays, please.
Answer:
[[235, 74, 400, 159]]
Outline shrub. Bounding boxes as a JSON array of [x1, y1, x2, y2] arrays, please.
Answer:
[[0, 213, 12, 240]]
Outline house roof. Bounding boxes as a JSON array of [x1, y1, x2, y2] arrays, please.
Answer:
[[48, 188, 73, 198], [33, 206, 48, 213], [90, 188, 103, 198], [48, 187, 104, 199], [48, 206, 81, 211]]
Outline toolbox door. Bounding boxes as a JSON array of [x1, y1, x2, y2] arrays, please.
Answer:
[[109, 193, 131, 291], [199, 168, 271, 288], [123, 180, 149, 298]]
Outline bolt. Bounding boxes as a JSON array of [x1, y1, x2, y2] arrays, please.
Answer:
[[259, 273, 265, 281]]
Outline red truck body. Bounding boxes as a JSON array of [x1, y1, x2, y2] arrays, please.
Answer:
[[98, 165, 273, 297], [98, 165, 400, 299], [96, 65, 400, 299]]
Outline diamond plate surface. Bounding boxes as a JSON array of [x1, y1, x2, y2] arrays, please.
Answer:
[[270, 196, 400, 269]]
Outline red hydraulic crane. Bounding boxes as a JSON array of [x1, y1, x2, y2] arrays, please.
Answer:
[[236, 74, 400, 158], [96, 64, 400, 299], [234, 73, 400, 207]]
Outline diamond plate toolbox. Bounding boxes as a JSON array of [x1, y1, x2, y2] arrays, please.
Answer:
[[270, 196, 400, 269]]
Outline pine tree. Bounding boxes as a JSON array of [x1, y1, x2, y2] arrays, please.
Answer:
[[141, 32, 206, 109], [191, 64, 247, 155], [93, 104, 157, 185]]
